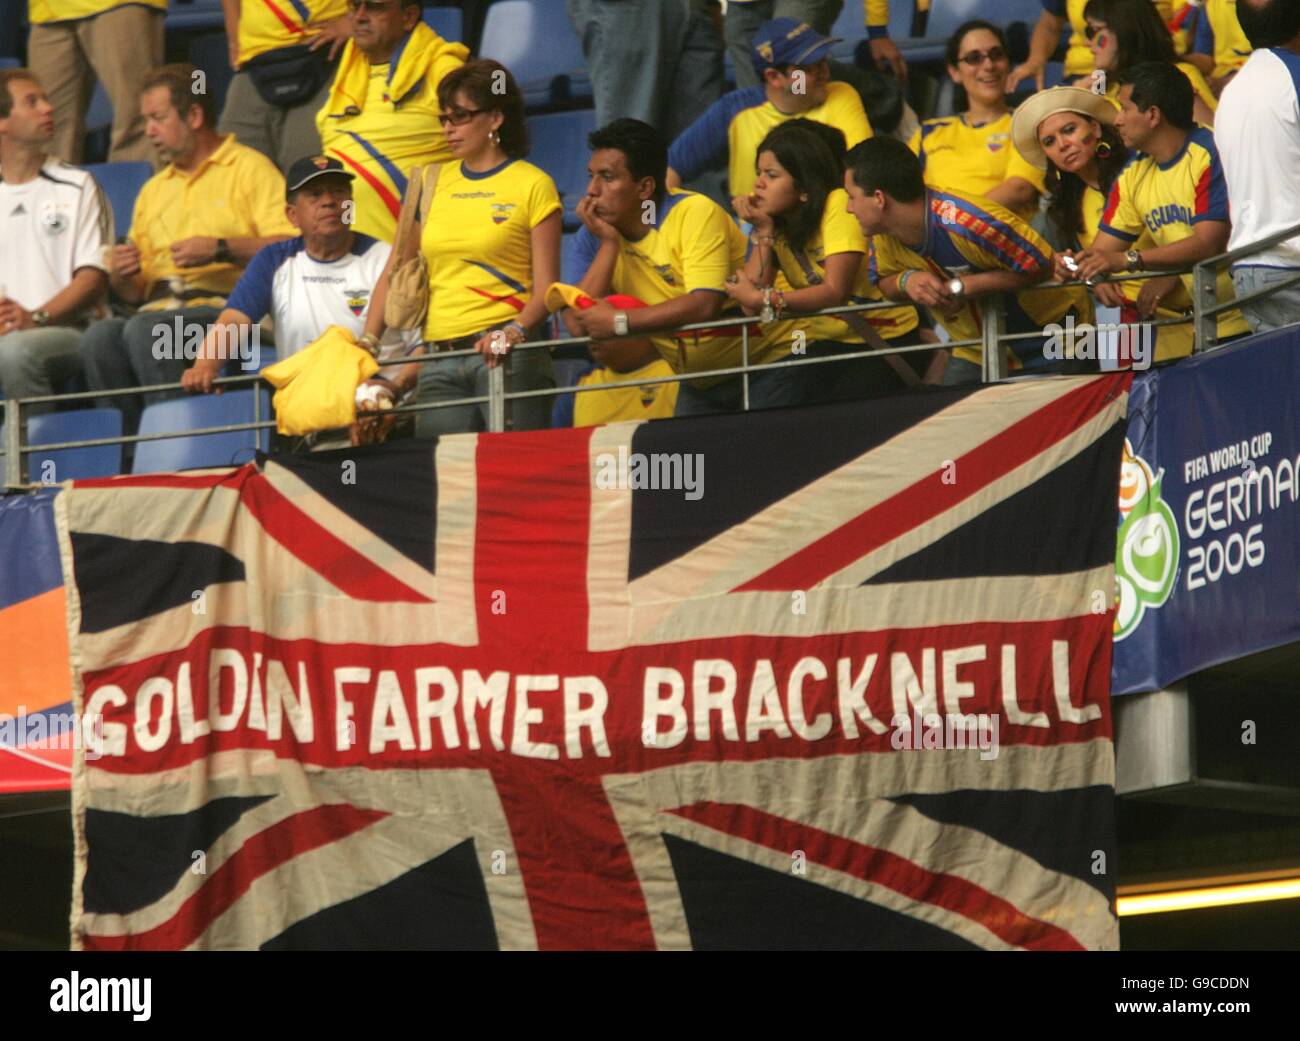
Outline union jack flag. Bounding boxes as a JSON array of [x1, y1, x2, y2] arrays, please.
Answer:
[[61, 375, 1129, 950]]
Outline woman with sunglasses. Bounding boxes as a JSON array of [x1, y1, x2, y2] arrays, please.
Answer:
[[725, 120, 924, 402], [1012, 85, 1193, 362], [1078, 0, 1217, 126], [908, 21, 1046, 222], [364, 59, 561, 437]]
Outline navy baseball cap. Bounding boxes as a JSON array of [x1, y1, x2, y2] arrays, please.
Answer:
[[285, 155, 355, 199], [751, 17, 840, 74]]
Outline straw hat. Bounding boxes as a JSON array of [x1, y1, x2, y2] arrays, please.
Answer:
[[1011, 86, 1118, 170]]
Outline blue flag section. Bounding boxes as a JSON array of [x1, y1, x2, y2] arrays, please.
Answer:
[[1112, 329, 1300, 694]]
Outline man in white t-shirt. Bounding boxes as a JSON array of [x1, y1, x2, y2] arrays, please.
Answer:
[[181, 155, 414, 444], [1216, 0, 1300, 334], [0, 68, 110, 415]]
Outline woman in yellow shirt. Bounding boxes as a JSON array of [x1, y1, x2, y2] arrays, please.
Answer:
[[1011, 85, 1194, 363], [1078, 0, 1217, 126], [726, 120, 924, 403], [365, 59, 561, 438], [909, 21, 1047, 222]]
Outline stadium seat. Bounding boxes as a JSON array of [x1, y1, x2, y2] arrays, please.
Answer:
[[0, 57, 19, 70], [85, 162, 153, 236], [830, 0, 916, 64], [424, 6, 464, 41], [27, 409, 123, 481], [479, 0, 591, 109], [528, 109, 596, 228], [132, 389, 271, 474]]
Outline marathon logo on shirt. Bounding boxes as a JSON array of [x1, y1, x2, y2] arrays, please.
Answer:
[[1145, 203, 1194, 234]]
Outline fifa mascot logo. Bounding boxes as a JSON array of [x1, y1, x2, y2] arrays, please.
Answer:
[[1114, 438, 1179, 640]]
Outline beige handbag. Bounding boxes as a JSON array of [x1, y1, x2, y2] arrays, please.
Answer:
[[384, 163, 441, 330]]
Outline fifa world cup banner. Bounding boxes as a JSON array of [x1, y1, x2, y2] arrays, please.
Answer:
[[59, 376, 1128, 950], [1111, 329, 1300, 694]]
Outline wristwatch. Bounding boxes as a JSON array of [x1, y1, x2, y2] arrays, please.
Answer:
[[612, 311, 629, 336], [31, 309, 50, 327], [1124, 249, 1143, 272], [947, 276, 966, 298], [214, 238, 233, 264]]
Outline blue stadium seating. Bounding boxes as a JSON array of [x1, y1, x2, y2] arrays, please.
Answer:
[[132, 389, 271, 474], [0, 57, 20, 70], [27, 409, 123, 481], [85, 161, 153, 236], [899, 0, 1046, 65], [424, 6, 464, 42], [830, 0, 916, 64], [528, 109, 596, 228], [479, 0, 591, 109]]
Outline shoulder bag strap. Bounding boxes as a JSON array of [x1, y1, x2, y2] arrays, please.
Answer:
[[789, 245, 921, 387]]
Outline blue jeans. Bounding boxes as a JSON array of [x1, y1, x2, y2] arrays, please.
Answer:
[[673, 359, 822, 417], [567, 0, 723, 142], [1232, 265, 1300, 335], [415, 345, 556, 437]]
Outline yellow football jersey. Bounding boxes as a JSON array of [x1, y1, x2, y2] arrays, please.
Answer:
[[571, 189, 794, 378], [909, 113, 1047, 221], [773, 188, 918, 345], [420, 159, 562, 343], [869, 188, 1088, 367], [234, 0, 350, 67], [1098, 126, 1247, 339]]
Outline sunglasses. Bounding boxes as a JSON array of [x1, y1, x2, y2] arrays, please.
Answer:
[[347, 0, 399, 12], [957, 45, 1006, 67], [437, 108, 487, 126]]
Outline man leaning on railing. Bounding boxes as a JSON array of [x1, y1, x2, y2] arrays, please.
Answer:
[[845, 136, 1089, 386], [1068, 62, 1249, 346]]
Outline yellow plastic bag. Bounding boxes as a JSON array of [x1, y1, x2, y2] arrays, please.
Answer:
[[261, 325, 379, 436]]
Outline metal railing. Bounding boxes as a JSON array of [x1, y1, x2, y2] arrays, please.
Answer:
[[5, 221, 1299, 489]]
